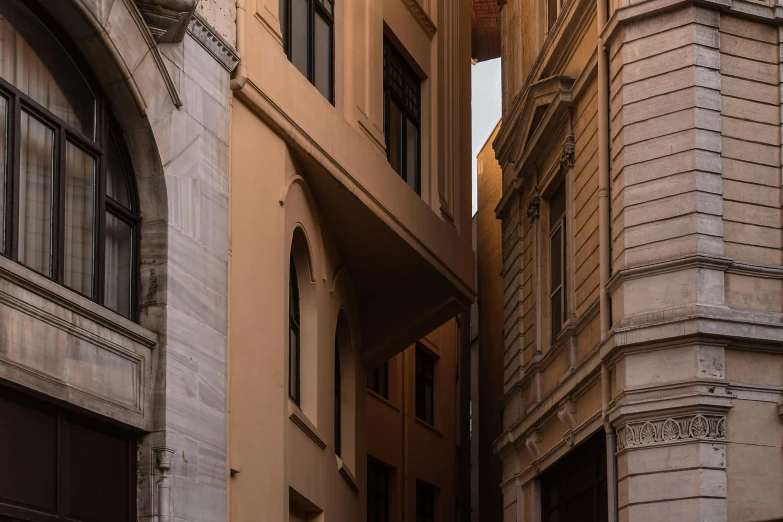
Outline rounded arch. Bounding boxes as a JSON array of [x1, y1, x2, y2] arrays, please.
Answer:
[[289, 225, 319, 423], [334, 309, 357, 471]]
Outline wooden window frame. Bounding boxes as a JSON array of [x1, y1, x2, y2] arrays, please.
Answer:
[[280, 0, 335, 104], [368, 360, 389, 399], [415, 345, 435, 425], [383, 36, 422, 196], [0, 0, 141, 321], [549, 182, 567, 343]]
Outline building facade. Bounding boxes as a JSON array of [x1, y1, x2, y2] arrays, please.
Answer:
[[492, 0, 783, 520], [0, 0, 237, 521], [471, 121, 505, 522], [227, 0, 475, 521], [366, 319, 471, 522]]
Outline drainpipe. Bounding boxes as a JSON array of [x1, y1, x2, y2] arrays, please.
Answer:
[[598, 0, 611, 339], [230, 0, 247, 91], [596, 0, 617, 517], [601, 363, 617, 522]]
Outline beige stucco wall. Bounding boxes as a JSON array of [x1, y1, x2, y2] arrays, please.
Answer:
[[228, 0, 474, 520]]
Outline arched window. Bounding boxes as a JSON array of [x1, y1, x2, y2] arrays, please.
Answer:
[[334, 333, 341, 457], [289, 254, 301, 405], [0, 0, 140, 319]]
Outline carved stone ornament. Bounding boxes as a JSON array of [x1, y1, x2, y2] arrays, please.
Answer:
[[559, 135, 575, 171], [526, 196, 541, 222], [400, 0, 437, 39], [557, 400, 578, 447], [617, 414, 726, 451], [525, 431, 541, 460], [135, 0, 199, 43]]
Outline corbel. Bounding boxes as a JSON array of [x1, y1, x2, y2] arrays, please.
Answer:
[[557, 399, 578, 447]]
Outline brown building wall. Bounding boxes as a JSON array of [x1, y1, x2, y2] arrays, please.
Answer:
[[366, 319, 468, 522], [474, 122, 505, 522]]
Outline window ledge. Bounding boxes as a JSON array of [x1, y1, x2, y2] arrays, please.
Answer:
[[0, 255, 157, 348], [367, 390, 399, 412], [336, 455, 359, 493], [288, 400, 326, 450], [415, 416, 443, 437]]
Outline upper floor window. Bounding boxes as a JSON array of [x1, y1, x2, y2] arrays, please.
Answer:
[[547, 0, 563, 32], [415, 346, 434, 425], [383, 37, 421, 195], [367, 457, 390, 522], [368, 360, 389, 399], [289, 255, 301, 405], [550, 183, 567, 341], [280, 0, 334, 103], [0, 0, 139, 320], [416, 482, 436, 522]]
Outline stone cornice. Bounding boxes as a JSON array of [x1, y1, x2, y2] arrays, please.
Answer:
[[606, 254, 734, 294], [401, 0, 437, 39], [187, 12, 240, 72]]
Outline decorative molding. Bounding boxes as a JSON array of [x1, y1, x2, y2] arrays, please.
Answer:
[[525, 431, 541, 460], [617, 414, 726, 451], [557, 400, 578, 447], [187, 13, 240, 72], [526, 196, 541, 221], [400, 0, 437, 39], [558, 135, 575, 171]]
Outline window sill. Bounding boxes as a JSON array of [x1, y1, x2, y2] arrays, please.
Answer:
[[0, 254, 157, 348], [367, 389, 399, 412], [415, 416, 443, 437], [288, 400, 327, 450], [336, 455, 359, 494]]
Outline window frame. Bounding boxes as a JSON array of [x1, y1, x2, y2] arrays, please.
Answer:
[[289, 256, 301, 406], [368, 360, 389, 399], [334, 333, 341, 457], [383, 36, 422, 196], [549, 182, 567, 343], [415, 346, 435, 425], [0, 0, 141, 321], [415, 481, 436, 522], [280, 0, 335, 104], [367, 457, 390, 522]]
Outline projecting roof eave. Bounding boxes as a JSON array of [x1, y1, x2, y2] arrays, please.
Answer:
[[472, 0, 501, 61]]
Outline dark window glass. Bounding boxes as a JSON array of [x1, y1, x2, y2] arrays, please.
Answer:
[[416, 482, 436, 522], [289, 256, 301, 405], [550, 182, 566, 342], [367, 458, 390, 522], [541, 431, 608, 522], [334, 335, 341, 457], [0, 390, 137, 522], [368, 360, 389, 399], [281, 0, 334, 103], [415, 347, 434, 425], [64, 142, 95, 296], [0, 0, 140, 319], [383, 37, 421, 195]]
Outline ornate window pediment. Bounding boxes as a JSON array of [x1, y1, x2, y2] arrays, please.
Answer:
[[509, 75, 574, 175]]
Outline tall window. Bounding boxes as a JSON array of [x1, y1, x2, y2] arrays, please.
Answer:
[[383, 37, 421, 195], [548, 0, 559, 31], [416, 482, 436, 522], [415, 347, 434, 425], [334, 335, 341, 457], [0, 0, 139, 319], [367, 458, 390, 522], [280, 0, 334, 103], [550, 183, 567, 341], [368, 360, 389, 399], [289, 256, 301, 405]]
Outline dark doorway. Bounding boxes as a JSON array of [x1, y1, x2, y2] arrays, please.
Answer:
[[0, 389, 137, 522], [541, 430, 608, 522]]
